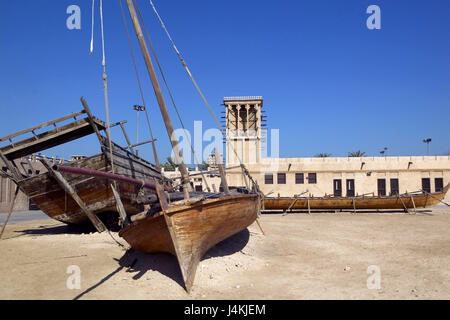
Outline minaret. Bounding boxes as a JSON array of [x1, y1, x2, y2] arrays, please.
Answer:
[[223, 96, 263, 166]]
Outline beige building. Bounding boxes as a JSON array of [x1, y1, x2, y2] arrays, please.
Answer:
[[223, 96, 450, 202], [168, 96, 450, 203]]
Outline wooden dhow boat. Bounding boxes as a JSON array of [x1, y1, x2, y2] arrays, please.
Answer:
[[111, 0, 262, 291], [263, 183, 450, 213], [119, 191, 260, 291], [0, 99, 167, 232], [1, 0, 262, 291]]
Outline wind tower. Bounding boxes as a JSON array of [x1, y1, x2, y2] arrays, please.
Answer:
[[223, 96, 264, 166]]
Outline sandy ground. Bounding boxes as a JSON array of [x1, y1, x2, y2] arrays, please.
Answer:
[[0, 207, 449, 300]]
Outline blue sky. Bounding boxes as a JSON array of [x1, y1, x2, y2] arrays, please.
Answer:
[[0, 0, 449, 164]]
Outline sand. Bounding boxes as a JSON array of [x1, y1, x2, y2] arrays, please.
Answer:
[[0, 207, 449, 300]]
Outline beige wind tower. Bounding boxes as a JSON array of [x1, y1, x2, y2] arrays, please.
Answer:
[[223, 96, 264, 166]]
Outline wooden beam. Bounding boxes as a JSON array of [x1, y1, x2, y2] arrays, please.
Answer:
[[410, 195, 417, 214], [0, 110, 86, 142], [40, 159, 107, 233], [399, 196, 409, 214], [129, 138, 158, 149], [255, 218, 265, 236], [80, 97, 107, 149], [215, 148, 229, 194], [154, 180, 169, 211], [283, 196, 299, 216], [111, 184, 130, 227], [241, 165, 250, 189], [0, 150, 21, 181], [1, 119, 107, 160], [119, 122, 135, 155], [125, 0, 191, 199], [0, 186, 19, 239]]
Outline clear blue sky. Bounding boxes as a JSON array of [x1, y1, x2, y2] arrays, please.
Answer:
[[1, 0, 449, 164]]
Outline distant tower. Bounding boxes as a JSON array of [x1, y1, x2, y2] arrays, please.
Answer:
[[223, 96, 263, 165]]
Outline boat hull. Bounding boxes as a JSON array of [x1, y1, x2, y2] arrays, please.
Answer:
[[263, 184, 449, 211], [18, 150, 162, 225], [119, 193, 260, 291]]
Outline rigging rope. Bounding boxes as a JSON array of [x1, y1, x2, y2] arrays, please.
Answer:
[[132, 0, 212, 192], [118, 0, 160, 167], [99, 0, 115, 175], [148, 0, 261, 192], [90, 0, 95, 56]]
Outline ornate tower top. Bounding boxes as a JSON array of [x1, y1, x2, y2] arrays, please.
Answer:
[[223, 96, 264, 165]]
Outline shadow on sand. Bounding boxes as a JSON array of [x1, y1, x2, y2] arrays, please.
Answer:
[[72, 228, 251, 298], [16, 223, 98, 236], [15, 212, 122, 236]]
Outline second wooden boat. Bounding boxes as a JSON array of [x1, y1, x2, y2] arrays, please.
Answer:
[[263, 183, 450, 212], [112, 0, 263, 291]]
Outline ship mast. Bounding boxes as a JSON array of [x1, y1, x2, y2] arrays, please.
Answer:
[[125, 0, 191, 199]]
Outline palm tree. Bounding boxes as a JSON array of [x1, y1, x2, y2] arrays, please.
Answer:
[[348, 150, 366, 157], [162, 157, 177, 171], [315, 153, 332, 158]]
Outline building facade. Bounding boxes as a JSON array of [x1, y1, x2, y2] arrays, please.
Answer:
[[223, 96, 450, 202]]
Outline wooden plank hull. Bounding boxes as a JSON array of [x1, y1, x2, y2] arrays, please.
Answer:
[[119, 193, 260, 291], [263, 184, 449, 211], [17, 150, 162, 225]]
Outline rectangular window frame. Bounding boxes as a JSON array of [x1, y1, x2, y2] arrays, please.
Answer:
[[390, 178, 399, 196], [422, 178, 431, 193], [346, 179, 355, 197], [308, 173, 317, 184], [435, 178, 444, 193], [333, 179, 342, 197], [277, 173, 286, 184], [295, 173, 304, 184], [377, 179, 386, 197], [265, 173, 274, 185]]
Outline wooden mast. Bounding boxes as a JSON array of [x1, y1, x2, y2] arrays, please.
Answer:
[[125, 0, 191, 199]]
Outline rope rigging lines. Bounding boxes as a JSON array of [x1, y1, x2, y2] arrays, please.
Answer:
[[118, 0, 160, 168], [147, 0, 261, 192]]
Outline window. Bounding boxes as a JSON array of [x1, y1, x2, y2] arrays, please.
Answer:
[[195, 185, 203, 192], [346, 179, 355, 197], [422, 178, 431, 193], [377, 179, 386, 196], [295, 173, 304, 184], [435, 178, 444, 193], [277, 173, 286, 184], [265, 173, 273, 184], [308, 173, 317, 184], [390, 179, 399, 196], [333, 179, 342, 197]]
